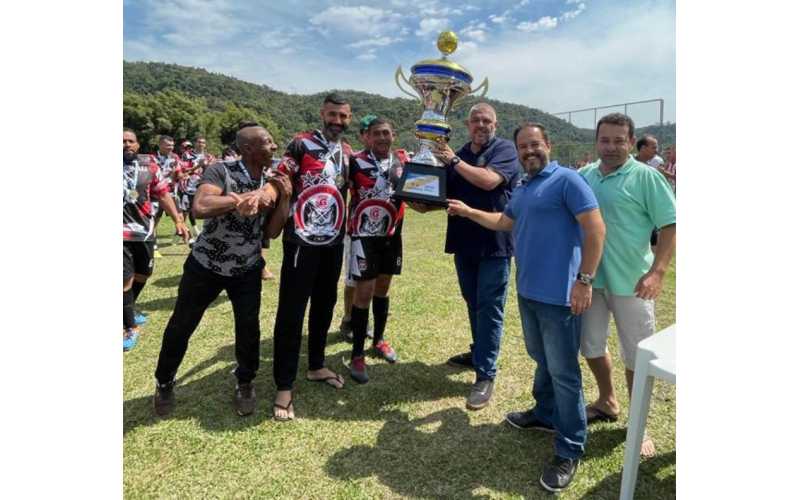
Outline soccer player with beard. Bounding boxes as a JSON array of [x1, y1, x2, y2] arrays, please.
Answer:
[[447, 122, 605, 493], [123, 130, 189, 351], [345, 118, 407, 383], [152, 125, 291, 417], [271, 94, 354, 421]]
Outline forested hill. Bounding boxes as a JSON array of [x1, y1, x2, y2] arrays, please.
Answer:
[[123, 61, 595, 153]]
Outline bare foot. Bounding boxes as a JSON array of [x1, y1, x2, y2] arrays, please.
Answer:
[[262, 267, 275, 280], [589, 398, 620, 416], [273, 390, 294, 421], [307, 367, 345, 389], [641, 435, 656, 458]]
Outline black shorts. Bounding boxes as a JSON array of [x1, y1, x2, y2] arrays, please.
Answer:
[[123, 240, 155, 282], [348, 232, 402, 282]]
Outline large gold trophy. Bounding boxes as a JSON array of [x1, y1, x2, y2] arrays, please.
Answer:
[[393, 31, 489, 206]]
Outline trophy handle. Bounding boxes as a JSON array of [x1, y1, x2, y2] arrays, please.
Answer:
[[395, 66, 420, 100], [468, 77, 489, 99]]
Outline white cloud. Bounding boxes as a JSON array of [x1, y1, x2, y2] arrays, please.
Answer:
[[348, 36, 402, 49], [356, 50, 377, 61], [566, 0, 584, 4], [145, 0, 241, 47], [490, 11, 511, 24], [416, 18, 449, 37], [561, 3, 586, 21], [517, 16, 558, 32], [457, 2, 676, 126], [518, 0, 530, 6], [461, 28, 486, 42], [310, 6, 403, 38]]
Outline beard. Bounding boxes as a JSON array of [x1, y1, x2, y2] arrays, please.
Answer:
[[123, 150, 137, 163], [323, 121, 347, 141], [522, 152, 548, 176]]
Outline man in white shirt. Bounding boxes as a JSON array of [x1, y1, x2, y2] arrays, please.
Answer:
[[634, 134, 664, 168]]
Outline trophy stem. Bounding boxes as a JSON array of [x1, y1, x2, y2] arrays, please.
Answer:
[[413, 139, 444, 167]]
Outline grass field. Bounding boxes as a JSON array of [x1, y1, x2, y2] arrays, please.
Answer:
[[124, 210, 675, 499]]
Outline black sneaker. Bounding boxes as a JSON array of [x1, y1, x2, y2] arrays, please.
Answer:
[[447, 351, 473, 368], [539, 456, 579, 493], [505, 409, 555, 433], [466, 379, 494, 410], [234, 382, 256, 416], [153, 380, 176, 417]]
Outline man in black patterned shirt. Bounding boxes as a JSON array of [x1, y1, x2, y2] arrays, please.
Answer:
[[153, 126, 292, 418]]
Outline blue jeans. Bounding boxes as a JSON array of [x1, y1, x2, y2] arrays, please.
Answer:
[[454, 254, 510, 381], [518, 294, 587, 460]]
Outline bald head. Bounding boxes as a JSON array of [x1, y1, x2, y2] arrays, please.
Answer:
[[236, 126, 278, 168], [236, 126, 268, 152]]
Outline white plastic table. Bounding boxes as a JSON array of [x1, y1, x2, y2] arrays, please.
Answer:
[[619, 324, 676, 500]]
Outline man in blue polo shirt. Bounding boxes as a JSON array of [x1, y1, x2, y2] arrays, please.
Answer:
[[411, 103, 519, 410], [448, 122, 605, 493]]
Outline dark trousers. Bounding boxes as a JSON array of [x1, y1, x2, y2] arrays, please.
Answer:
[[273, 240, 343, 391], [155, 255, 263, 385], [453, 254, 511, 381]]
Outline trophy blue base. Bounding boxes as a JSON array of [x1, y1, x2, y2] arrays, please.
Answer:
[[393, 162, 448, 207]]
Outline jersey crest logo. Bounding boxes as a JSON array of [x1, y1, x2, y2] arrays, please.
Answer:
[[293, 184, 345, 245], [353, 199, 396, 237]]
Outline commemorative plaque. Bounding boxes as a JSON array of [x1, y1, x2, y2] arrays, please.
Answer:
[[393, 31, 489, 206]]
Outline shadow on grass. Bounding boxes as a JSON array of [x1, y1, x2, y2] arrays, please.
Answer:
[[124, 336, 472, 436], [149, 274, 182, 289], [324, 413, 643, 499], [580, 450, 676, 499], [323, 411, 673, 499], [135, 293, 229, 313]]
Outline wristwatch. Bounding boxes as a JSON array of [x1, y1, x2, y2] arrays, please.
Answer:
[[576, 272, 594, 286], [449, 156, 461, 168]]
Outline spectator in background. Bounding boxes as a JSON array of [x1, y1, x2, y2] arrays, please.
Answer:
[[659, 145, 676, 193], [635, 134, 664, 169], [152, 135, 181, 260]]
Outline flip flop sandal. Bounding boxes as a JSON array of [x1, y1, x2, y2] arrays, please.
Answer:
[[585, 405, 620, 424], [306, 373, 344, 389], [273, 396, 295, 422]]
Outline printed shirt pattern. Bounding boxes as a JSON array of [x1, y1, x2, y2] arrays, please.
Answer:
[[123, 154, 169, 242], [278, 130, 352, 246], [348, 149, 408, 237], [190, 161, 267, 276]]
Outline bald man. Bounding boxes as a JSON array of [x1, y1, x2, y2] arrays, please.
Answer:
[[153, 126, 292, 418], [412, 103, 520, 411]]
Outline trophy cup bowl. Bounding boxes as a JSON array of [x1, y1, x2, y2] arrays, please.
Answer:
[[393, 31, 489, 206]]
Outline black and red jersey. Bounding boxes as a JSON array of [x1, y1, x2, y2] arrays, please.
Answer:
[[154, 151, 182, 190], [348, 149, 408, 237], [123, 154, 170, 242], [278, 130, 353, 246]]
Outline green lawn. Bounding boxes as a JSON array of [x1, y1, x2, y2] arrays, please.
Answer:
[[124, 210, 676, 499]]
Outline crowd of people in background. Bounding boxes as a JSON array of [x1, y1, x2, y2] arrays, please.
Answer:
[[122, 94, 676, 493]]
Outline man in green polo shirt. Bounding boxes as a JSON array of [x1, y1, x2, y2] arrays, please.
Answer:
[[578, 113, 676, 458]]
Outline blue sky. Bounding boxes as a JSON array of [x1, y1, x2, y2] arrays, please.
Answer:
[[123, 0, 675, 127]]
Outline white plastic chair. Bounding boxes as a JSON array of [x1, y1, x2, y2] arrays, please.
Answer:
[[619, 324, 676, 500]]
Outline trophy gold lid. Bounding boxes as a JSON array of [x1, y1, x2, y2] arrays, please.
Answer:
[[411, 31, 473, 83]]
